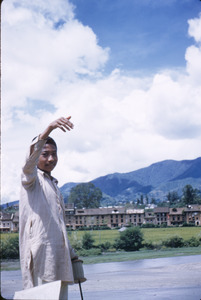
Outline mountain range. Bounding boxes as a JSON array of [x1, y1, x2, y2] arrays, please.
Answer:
[[2, 157, 200, 208], [60, 157, 201, 205]]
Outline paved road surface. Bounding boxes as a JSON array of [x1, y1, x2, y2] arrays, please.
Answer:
[[1, 255, 201, 300]]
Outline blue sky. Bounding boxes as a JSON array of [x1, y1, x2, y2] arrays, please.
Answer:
[[1, 0, 201, 203], [71, 0, 201, 74]]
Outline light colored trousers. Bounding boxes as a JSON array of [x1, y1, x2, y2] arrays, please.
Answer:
[[33, 274, 68, 300]]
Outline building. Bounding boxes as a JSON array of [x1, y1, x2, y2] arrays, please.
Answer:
[[168, 207, 185, 226], [65, 206, 144, 229], [65, 205, 201, 229], [11, 211, 19, 232], [154, 207, 169, 226], [0, 212, 12, 232], [126, 209, 144, 227], [184, 205, 201, 226], [1, 204, 201, 232], [143, 211, 155, 225], [0, 211, 19, 232]]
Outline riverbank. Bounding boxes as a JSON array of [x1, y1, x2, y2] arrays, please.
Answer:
[[1, 246, 201, 271]]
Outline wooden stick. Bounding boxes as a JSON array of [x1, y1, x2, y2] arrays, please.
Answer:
[[79, 281, 84, 300]]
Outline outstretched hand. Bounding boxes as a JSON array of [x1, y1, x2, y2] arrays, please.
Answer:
[[40, 116, 74, 140], [49, 117, 74, 132]]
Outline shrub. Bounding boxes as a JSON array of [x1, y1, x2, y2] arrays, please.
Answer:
[[162, 235, 184, 248], [141, 223, 156, 228], [78, 248, 102, 257], [0, 235, 19, 259], [114, 227, 144, 252], [98, 241, 112, 251], [82, 232, 95, 250], [182, 222, 195, 227], [184, 237, 200, 247], [143, 241, 162, 250], [160, 223, 167, 228], [70, 238, 83, 251]]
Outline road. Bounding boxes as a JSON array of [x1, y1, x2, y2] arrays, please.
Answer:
[[1, 255, 201, 300]]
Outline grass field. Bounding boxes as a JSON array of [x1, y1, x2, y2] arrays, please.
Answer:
[[1, 228, 201, 270], [67, 226, 201, 245], [1, 227, 201, 245]]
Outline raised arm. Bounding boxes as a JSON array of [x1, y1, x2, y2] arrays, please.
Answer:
[[39, 116, 74, 140], [22, 116, 74, 187]]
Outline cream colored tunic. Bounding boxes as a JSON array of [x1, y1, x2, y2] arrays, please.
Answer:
[[19, 137, 76, 289]]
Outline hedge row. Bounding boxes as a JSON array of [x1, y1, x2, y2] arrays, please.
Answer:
[[1, 233, 201, 259]]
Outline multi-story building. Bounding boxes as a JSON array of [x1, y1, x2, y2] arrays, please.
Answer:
[[1, 204, 201, 232], [144, 211, 156, 225], [154, 207, 169, 226], [11, 211, 19, 232], [168, 207, 186, 226], [0, 211, 19, 232], [0, 212, 12, 232], [126, 209, 144, 227], [65, 205, 201, 229], [65, 206, 144, 229], [184, 205, 201, 226]]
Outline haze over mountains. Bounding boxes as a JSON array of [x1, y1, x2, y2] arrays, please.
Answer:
[[2, 157, 200, 208], [61, 157, 201, 205]]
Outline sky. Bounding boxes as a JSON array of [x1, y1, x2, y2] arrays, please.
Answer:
[[1, 0, 201, 204]]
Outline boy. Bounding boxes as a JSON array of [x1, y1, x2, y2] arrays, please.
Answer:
[[19, 117, 77, 299]]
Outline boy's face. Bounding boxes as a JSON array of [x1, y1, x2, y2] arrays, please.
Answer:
[[37, 143, 58, 174]]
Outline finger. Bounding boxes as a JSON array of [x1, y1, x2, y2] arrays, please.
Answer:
[[65, 117, 74, 129], [57, 117, 74, 131], [61, 121, 73, 130], [60, 117, 73, 127], [58, 124, 67, 132], [58, 120, 72, 131]]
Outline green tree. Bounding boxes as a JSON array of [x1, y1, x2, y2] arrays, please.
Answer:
[[82, 232, 95, 250], [0, 235, 19, 259], [114, 227, 144, 252], [182, 185, 197, 205], [68, 182, 102, 208], [151, 198, 156, 205], [166, 191, 180, 205]]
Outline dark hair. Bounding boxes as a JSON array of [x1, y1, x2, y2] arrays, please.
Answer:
[[32, 136, 57, 149], [46, 137, 57, 149]]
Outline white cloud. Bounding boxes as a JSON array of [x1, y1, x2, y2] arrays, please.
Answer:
[[2, 0, 109, 125], [188, 13, 201, 43], [1, 1, 201, 203]]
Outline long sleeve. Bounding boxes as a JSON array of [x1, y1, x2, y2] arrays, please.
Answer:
[[21, 137, 46, 189]]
